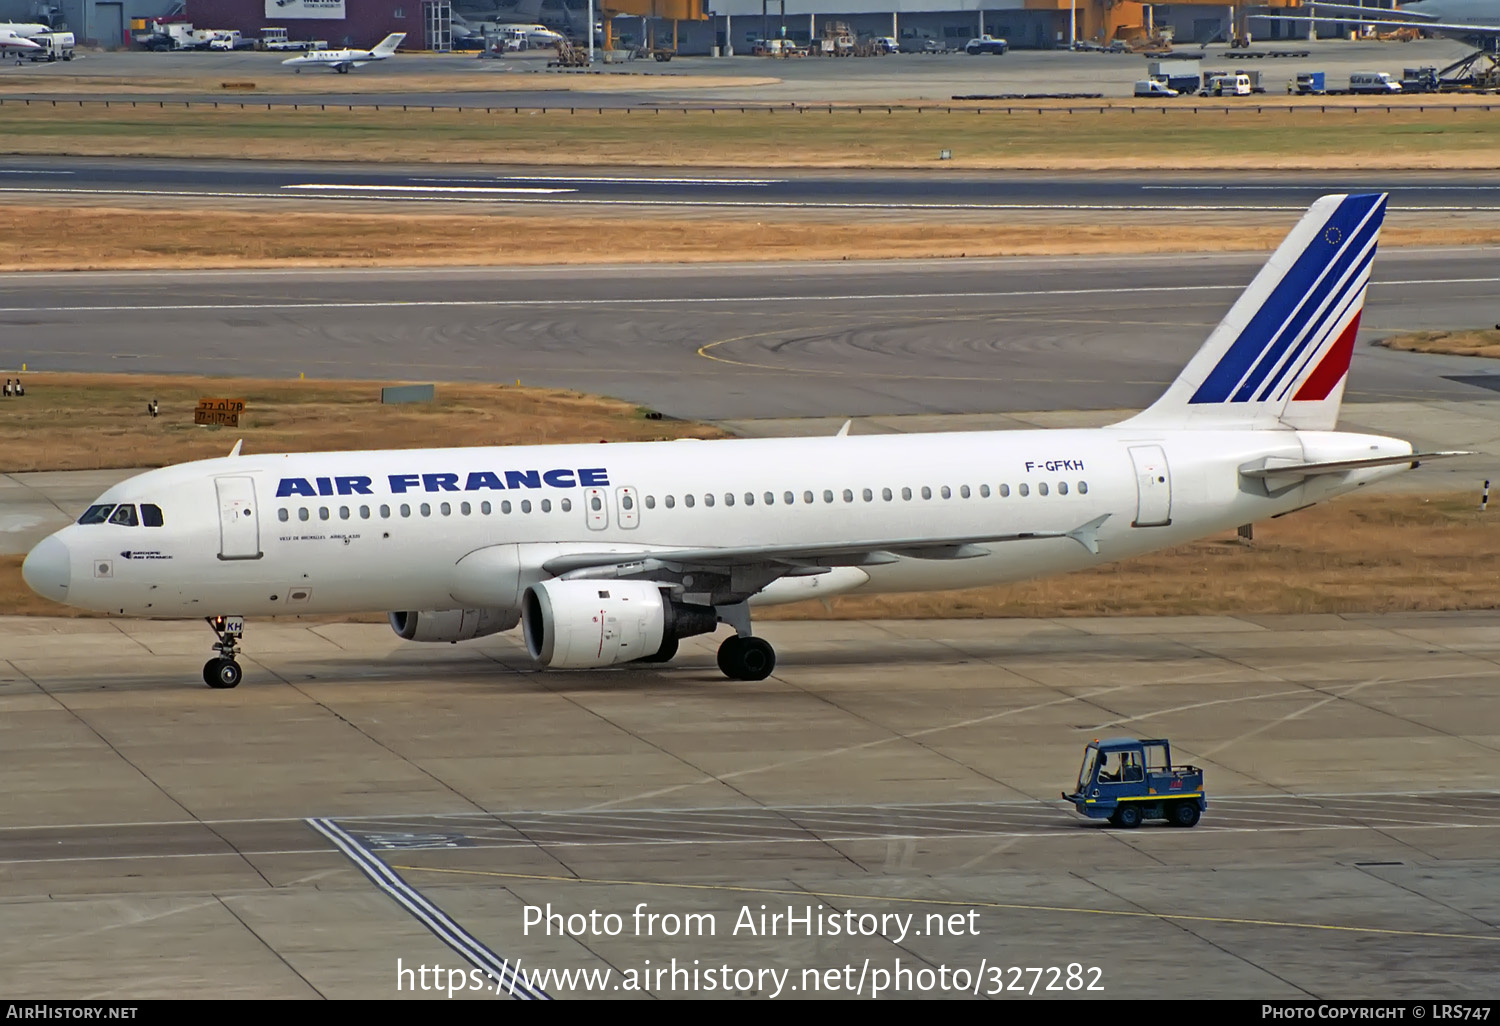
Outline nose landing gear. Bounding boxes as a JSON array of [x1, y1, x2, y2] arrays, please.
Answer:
[[204, 615, 245, 689]]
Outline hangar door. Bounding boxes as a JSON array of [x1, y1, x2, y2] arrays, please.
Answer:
[[92, 2, 124, 48]]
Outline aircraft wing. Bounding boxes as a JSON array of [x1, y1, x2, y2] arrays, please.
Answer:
[[1253, 12, 1500, 33], [541, 513, 1113, 577], [1304, 1, 1440, 19]]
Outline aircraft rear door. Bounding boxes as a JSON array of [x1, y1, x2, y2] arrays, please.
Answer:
[[215, 476, 263, 559], [1128, 445, 1172, 527]]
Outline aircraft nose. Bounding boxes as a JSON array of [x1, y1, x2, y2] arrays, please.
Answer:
[[21, 534, 71, 603]]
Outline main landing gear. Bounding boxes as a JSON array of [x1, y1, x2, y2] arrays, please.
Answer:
[[716, 635, 775, 681], [713, 601, 775, 681], [204, 615, 244, 689]]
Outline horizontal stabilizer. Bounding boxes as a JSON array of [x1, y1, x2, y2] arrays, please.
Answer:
[[1239, 451, 1472, 482]]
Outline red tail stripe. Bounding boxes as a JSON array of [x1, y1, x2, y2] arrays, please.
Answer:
[[1292, 311, 1362, 402]]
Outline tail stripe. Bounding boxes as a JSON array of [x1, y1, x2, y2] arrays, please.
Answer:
[[1292, 311, 1363, 402], [1234, 222, 1378, 403], [1258, 243, 1374, 403], [1188, 193, 1385, 405], [1267, 253, 1372, 402]]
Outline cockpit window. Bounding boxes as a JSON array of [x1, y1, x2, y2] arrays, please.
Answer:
[[107, 504, 139, 527], [141, 503, 164, 527], [77, 504, 115, 525]]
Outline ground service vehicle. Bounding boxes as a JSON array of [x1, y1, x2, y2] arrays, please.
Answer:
[[1147, 58, 1201, 93], [1349, 71, 1401, 92], [1401, 66, 1439, 91], [965, 35, 1008, 54], [1296, 71, 1326, 93], [24, 31, 72, 60], [1134, 78, 1178, 96], [1063, 737, 1205, 828], [1201, 72, 1251, 95]]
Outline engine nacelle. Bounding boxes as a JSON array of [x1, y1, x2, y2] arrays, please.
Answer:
[[389, 608, 519, 644], [522, 579, 717, 668]]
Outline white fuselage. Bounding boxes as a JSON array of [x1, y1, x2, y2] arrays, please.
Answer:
[[33, 427, 1412, 620]]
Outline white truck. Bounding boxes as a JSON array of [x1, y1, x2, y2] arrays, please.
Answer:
[[1349, 71, 1401, 93], [24, 31, 73, 61]]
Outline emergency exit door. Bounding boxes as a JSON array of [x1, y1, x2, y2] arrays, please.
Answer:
[[1128, 446, 1172, 527], [215, 476, 262, 559], [584, 487, 609, 531]]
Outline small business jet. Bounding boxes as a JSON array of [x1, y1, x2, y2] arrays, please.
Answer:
[[22, 194, 1465, 689], [282, 32, 405, 73], [0, 27, 41, 51]]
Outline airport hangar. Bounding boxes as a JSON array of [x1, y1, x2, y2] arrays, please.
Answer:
[[0, 0, 1392, 53]]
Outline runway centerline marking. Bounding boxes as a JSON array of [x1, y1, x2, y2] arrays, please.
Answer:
[[282, 183, 577, 195], [393, 865, 1500, 945], [2, 278, 1493, 316], [406, 175, 785, 186]]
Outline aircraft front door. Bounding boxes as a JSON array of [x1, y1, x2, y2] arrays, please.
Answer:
[[215, 476, 262, 560], [1128, 445, 1172, 527]]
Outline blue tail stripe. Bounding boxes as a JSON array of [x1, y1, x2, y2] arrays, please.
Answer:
[[1230, 204, 1382, 403], [1189, 194, 1385, 405], [1260, 244, 1374, 403]]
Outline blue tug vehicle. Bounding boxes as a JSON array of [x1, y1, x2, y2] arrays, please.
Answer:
[[1063, 737, 1205, 828]]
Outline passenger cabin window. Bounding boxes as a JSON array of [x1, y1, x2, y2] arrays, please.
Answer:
[[561, 498, 572, 512], [1079, 481, 1089, 494], [108, 505, 139, 526], [77, 504, 115, 525], [1058, 482, 1069, 496], [141, 503, 164, 526], [278, 508, 289, 522], [1018, 484, 1030, 497], [999, 484, 1010, 497], [980, 484, 991, 498], [1038, 483, 1049, 497]]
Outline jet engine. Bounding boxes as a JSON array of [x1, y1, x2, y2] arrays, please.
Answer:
[[388, 608, 519, 643], [522, 579, 717, 668]]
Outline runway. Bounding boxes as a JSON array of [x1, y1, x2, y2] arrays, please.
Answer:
[[1, 612, 1496, 998], [4, 250, 1499, 421], [6, 155, 1500, 211]]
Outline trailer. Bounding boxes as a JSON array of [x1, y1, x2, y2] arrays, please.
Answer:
[[1146, 58, 1201, 95]]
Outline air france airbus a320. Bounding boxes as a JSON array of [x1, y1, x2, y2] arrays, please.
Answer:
[[22, 195, 1462, 688]]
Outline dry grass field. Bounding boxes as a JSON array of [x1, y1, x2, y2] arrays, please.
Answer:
[[1379, 329, 1500, 360], [1, 204, 1497, 270], [0, 372, 725, 473], [1, 103, 1498, 169]]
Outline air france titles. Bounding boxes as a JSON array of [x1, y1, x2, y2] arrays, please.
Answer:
[[276, 467, 610, 498]]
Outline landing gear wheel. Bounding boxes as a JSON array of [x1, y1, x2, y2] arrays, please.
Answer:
[[641, 635, 679, 663], [205, 615, 245, 689], [1110, 804, 1142, 829], [1169, 801, 1201, 828], [204, 658, 242, 689], [716, 635, 775, 681]]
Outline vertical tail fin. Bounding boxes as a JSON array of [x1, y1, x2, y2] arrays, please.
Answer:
[[1114, 193, 1387, 432], [372, 32, 406, 55]]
